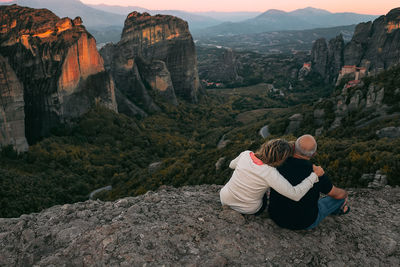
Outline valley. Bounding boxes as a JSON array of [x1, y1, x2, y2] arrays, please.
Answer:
[[0, 2, 399, 221]]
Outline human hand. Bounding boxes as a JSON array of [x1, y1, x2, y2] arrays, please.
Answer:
[[312, 164, 325, 177]]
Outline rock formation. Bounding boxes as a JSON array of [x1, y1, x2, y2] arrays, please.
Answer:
[[297, 63, 311, 81], [285, 113, 303, 134], [311, 35, 344, 82], [101, 12, 202, 115], [0, 184, 399, 266], [361, 170, 389, 188], [311, 8, 400, 82], [0, 55, 28, 152], [311, 38, 328, 78], [199, 48, 243, 86], [0, 5, 117, 145], [327, 35, 345, 80], [344, 8, 400, 71]]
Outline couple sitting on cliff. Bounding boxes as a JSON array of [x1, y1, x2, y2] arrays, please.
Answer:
[[220, 135, 349, 230]]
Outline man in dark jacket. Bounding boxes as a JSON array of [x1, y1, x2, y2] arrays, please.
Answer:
[[268, 135, 349, 230]]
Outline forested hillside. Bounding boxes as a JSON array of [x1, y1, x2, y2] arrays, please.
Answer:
[[1, 65, 399, 218]]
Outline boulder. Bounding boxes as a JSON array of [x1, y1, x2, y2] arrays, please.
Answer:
[[367, 171, 388, 188]]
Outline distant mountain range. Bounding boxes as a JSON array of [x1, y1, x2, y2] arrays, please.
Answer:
[[2, 1, 380, 44], [194, 7, 379, 36], [7, 0, 125, 27], [197, 24, 357, 54], [86, 4, 223, 30], [4, 0, 258, 31], [89, 5, 261, 24]]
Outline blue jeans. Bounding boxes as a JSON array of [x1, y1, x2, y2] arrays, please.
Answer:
[[306, 196, 345, 229]]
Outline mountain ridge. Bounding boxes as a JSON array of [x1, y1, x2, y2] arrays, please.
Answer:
[[195, 7, 379, 36], [86, 4, 222, 30], [6, 0, 125, 27]]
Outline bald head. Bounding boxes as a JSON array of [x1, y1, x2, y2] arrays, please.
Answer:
[[295, 134, 317, 158]]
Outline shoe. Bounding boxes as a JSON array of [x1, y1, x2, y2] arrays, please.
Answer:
[[337, 205, 350, 215]]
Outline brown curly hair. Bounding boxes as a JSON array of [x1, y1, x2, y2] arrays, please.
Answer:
[[255, 139, 294, 167]]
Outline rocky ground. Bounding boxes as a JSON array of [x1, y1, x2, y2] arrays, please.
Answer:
[[0, 185, 399, 266]]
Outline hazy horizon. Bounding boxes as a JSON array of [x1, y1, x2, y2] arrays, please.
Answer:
[[0, 0, 397, 15], [81, 0, 391, 15]]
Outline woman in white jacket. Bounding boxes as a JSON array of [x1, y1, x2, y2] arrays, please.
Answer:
[[220, 139, 324, 215]]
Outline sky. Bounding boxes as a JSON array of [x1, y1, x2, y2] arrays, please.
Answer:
[[77, 0, 397, 14]]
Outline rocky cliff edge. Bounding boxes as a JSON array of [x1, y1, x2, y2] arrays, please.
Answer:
[[0, 185, 399, 266]]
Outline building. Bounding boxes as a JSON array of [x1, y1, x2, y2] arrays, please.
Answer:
[[302, 62, 311, 71], [336, 65, 367, 85]]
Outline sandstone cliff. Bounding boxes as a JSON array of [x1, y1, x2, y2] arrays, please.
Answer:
[[344, 8, 400, 71], [0, 5, 117, 144], [101, 12, 202, 115], [0, 55, 28, 152], [0, 185, 398, 266], [311, 35, 345, 83], [311, 7, 400, 82]]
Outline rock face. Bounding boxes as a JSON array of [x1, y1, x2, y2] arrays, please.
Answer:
[[101, 12, 202, 115], [0, 5, 117, 144], [200, 48, 243, 85], [311, 38, 328, 78], [0, 185, 399, 266], [314, 79, 391, 132], [0, 55, 28, 152], [364, 171, 388, 188], [311, 8, 400, 82], [327, 35, 345, 80], [344, 8, 400, 71], [311, 35, 344, 82]]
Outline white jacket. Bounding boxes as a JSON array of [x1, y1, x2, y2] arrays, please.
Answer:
[[220, 151, 318, 214]]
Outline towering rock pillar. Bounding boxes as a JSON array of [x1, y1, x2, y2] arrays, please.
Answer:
[[312, 7, 400, 84], [101, 12, 202, 115], [327, 35, 345, 81], [0, 5, 117, 144], [311, 38, 328, 78], [0, 55, 28, 152]]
